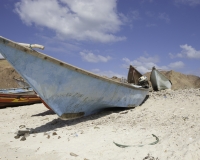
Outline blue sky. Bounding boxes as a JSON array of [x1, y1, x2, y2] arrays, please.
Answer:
[[0, 0, 200, 78]]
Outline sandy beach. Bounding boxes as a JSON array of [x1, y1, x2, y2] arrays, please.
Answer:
[[0, 88, 200, 160]]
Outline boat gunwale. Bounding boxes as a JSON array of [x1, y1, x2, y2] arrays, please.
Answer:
[[0, 87, 33, 91], [0, 36, 148, 92], [0, 93, 39, 98]]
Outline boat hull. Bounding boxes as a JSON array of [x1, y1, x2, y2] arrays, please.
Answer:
[[0, 87, 35, 95], [0, 93, 41, 108], [150, 68, 172, 91], [0, 36, 149, 119], [127, 65, 142, 84]]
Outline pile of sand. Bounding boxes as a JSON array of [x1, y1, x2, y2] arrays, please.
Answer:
[[0, 59, 22, 89]]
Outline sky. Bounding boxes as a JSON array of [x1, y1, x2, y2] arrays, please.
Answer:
[[0, 0, 200, 78]]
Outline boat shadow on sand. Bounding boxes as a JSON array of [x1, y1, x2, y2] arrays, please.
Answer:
[[30, 106, 139, 134]]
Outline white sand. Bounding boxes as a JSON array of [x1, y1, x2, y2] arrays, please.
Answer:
[[0, 88, 200, 160]]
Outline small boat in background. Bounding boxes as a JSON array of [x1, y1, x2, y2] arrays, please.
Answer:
[[127, 65, 149, 88], [0, 36, 149, 119], [127, 65, 143, 84], [150, 66, 172, 91], [0, 76, 42, 107], [0, 76, 43, 107], [0, 93, 41, 108]]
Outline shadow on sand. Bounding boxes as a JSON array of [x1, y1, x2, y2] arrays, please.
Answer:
[[30, 107, 136, 134], [32, 109, 56, 117], [30, 95, 150, 133]]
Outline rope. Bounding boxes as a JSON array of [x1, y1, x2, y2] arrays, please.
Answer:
[[113, 134, 159, 148]]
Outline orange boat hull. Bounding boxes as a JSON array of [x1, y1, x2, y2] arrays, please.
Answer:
[[0, 93, 41, 108]]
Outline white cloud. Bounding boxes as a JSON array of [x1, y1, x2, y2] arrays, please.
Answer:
[[158, 13, 170, 23], [119, 10, 140, 27], [91, 69, 125, 78], [122, 56, 168, 74], [80, 51, 111, 63], [169, 53, 175, 59], [170, 44, 200, 59], [0, 53, 4, 59], [122, 55, 187, 75], [179, 44, 200, 58], [39, 35, 81, 54], [137, 56, 159, 63], [15, 0, 126, 43], [175, 0, 200, 6], [130, 10, 140, 20], [168, 61, 185, 69]]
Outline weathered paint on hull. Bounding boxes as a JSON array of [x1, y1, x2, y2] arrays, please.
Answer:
[[0, 87, 34, 95], [150, 69, 172, 91], [0, 36, 149, 119]]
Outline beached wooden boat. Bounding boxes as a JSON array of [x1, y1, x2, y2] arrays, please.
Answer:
[[0, 93, 41, 108], [127, 65, 149, 88], [127, 65, 142, 84], [0, 36, 149, 119], [0, 87, 41, 108], [150, 66, 172, 91]]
